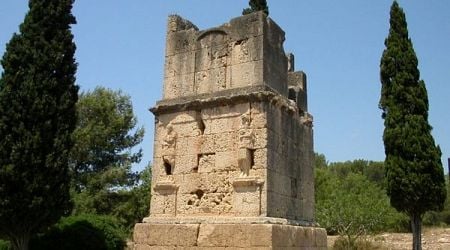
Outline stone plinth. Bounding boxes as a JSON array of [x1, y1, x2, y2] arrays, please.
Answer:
[[134, 222, 327, 250]]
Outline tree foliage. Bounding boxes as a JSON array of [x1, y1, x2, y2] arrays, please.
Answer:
[[120, 162, 151, 228], [0, 0, 78, 249], [242, 0, 269, 16], [30, 214, 126, 250], [328, 160, 385, 188], [316, 171, 394, 240], [314, 154, 410, 248], [379, 2, 446, 249], [315, 158, 400, 234], [69, 87, 145, 229], [72, 162, 152, 231]]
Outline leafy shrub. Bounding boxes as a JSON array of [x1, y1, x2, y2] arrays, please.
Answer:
[[314, 155, 414, 234], [384, 212, 410, 233], [0, 240, 9, 250], [316, 171, 398, 236], [423, 184, 450, 227], [30, 214, 126, 250], [333, 236, 383, 250]]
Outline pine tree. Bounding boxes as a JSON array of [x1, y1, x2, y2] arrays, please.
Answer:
[[242, 0, 269, 16], [379, 2, 446, 250], [70, 87, 144, 228], [0, 0, 78, 249]]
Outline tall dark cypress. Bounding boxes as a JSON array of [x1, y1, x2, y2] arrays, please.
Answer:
[[379, 2, 446, 250], [242, 0, 269, 16], [0, 0, 78, 249]]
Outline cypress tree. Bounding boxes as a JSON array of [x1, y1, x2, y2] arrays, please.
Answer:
[[379, 2, 446, 250], [242, 0, 269, 16], [0, 0, 78, 249]]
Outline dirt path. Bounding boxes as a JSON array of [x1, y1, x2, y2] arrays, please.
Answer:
[[327, 228, 450, 250]]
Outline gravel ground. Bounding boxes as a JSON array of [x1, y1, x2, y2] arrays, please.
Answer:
[[327, 227, 450, 250]]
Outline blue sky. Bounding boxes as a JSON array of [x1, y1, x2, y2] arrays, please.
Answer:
[[1, 1, 449, 171]]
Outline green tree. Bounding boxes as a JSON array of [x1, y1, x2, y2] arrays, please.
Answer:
[[327, 159, 385, 187], [242, 0, 269, 16], [314, 153, 328, 169], [96, 162, 152, 231], [315, 170, 396, 244], [0, 0, 78, 249], [114, 162, 152, 230], [70, 87, 145, 228], [363, 161, 385, 187], [379, 2, 446, 249], [30, 214, 127, 250]]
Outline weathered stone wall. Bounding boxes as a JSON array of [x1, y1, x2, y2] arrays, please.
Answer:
[[288, 70, 308, 113], [148, 11, 314, 222], [149, 95, 313, 221], [134, 223, 327, 249], [163, 12, 288, 100], [151, 102, 269, 217], [265, 101, 314, 221]]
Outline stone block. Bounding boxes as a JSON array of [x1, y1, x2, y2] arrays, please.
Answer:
[[272, 225, 326, 247], [231, 39, 251, 65], [194, 70, 211, 94], [209, 67, 229, 92], [162, 75, 180, 99], [232, 179, 263, 216], [174, 154, 198, 174], [177, 192, 233, 215], [195, 47, 212, 72], [202, 103, 250, 120], [213, 132, 238, 152], [249, 102, 268, 129], [197, 134, 213, 152], [208, 116, 241, 134], [229, 11, 265, 39], [164, 110, 199, 124], [165, 29, 197, 56], [266, 191, 289, 218], [314, 228, 328, 247], [215, 151, 238, 171], [171, 123, 202, 139], [230, 37, 262, 66], [268, 171, 292, 197], [197, 224, 272, 247], [149, 191, 177, 216], [133, 223, 199, 247], [177, 173, 201, 195], [211, 44, 231, 69], [252, 128, 268, 149], [178, 173, 232, 195], [197, 29, 229, 49], [151, 156, 164, 178], [134, 223, 326, 249], [230, 60, 263, 87], [165, 51, 196, 78]]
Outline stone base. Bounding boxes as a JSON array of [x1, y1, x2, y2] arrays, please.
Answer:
[[133, 223, 327, 249]]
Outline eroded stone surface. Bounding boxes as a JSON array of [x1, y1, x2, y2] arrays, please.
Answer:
[[162, 11, 288, 100], [133, 223, 327, 249], [133, 10, 324, 250]]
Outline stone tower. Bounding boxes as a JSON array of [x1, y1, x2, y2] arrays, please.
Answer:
[[133, 11, 326, 249]]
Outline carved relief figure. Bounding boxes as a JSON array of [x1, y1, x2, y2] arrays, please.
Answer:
[[162, 123, 177, 177], [162, 123, 177, 150], [238, 110, 255, 177]]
